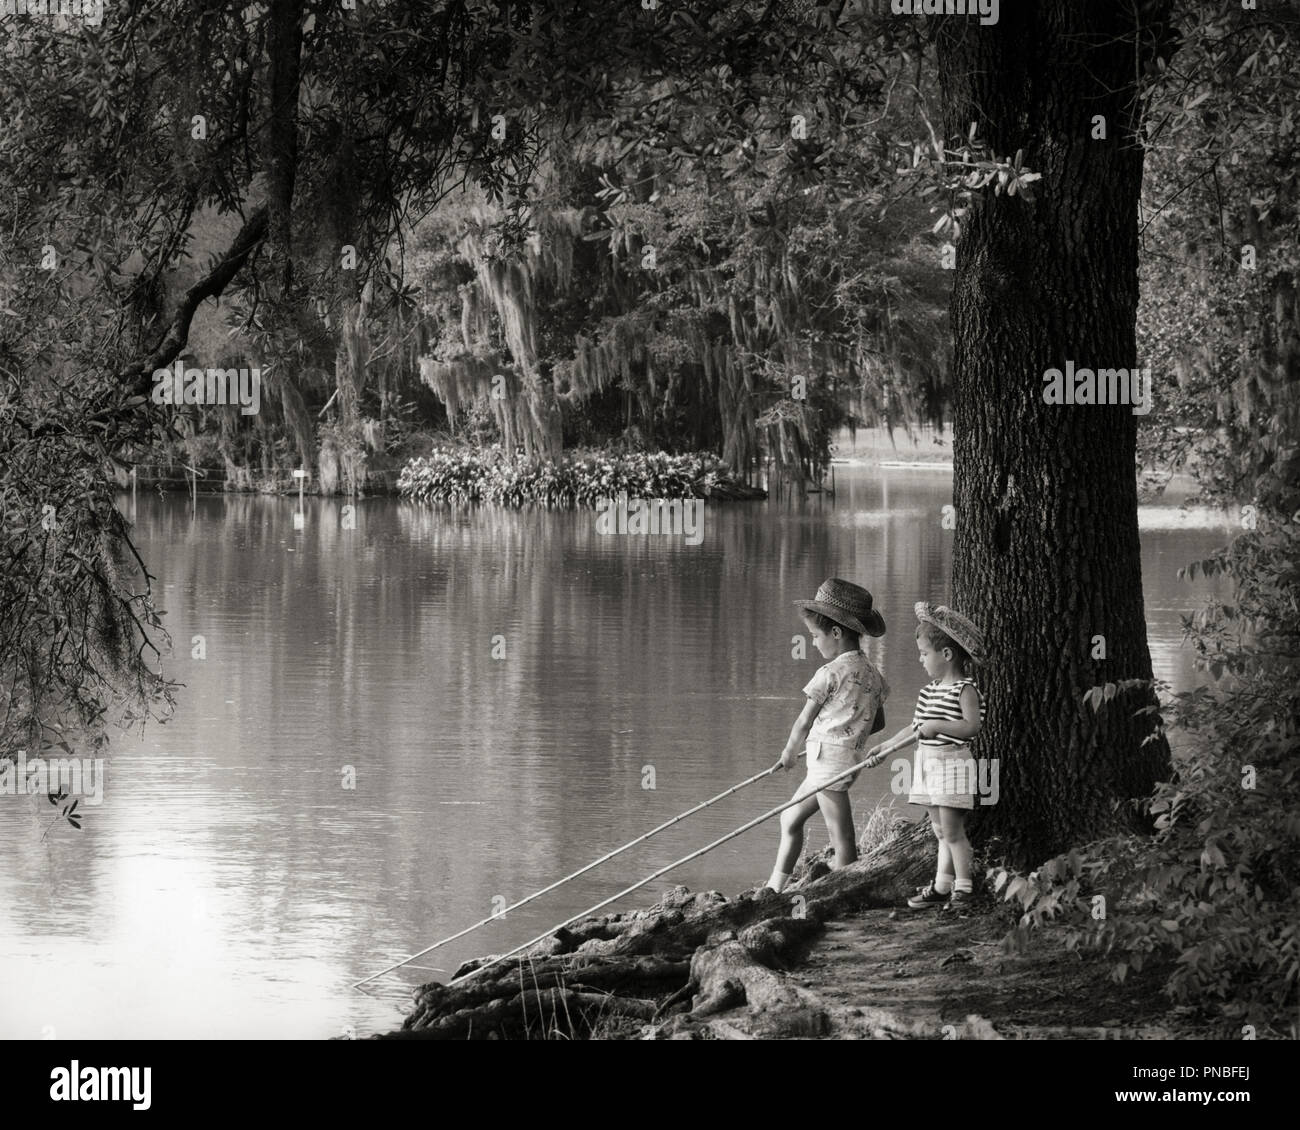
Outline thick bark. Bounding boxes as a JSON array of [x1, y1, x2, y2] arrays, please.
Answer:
[[935, 3, 1176, 863]]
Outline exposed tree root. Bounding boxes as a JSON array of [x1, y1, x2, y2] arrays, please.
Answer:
[[383, 822, 935, 1040]]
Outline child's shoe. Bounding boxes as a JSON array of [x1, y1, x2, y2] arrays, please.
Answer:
[[906, 881, 950, 910], [943, 889, 974, 914]]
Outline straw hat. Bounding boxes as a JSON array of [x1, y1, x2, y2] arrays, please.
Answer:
[[914, 601, 987, 664], [794, 578, 886, 638]]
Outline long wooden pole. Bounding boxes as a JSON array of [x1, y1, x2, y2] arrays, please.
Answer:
[[447, 751, 877, 987], [352, 755, 804, 989]]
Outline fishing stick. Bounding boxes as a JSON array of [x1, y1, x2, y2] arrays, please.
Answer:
[[450, 750, 879, 986], [353, 753, 804, 988]]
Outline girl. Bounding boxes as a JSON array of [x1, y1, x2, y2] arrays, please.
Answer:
[[864, 602, 987, 911], [764, 578, 889, 893]]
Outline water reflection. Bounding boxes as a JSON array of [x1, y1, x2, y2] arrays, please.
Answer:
[[0, 469, 1228, 1037]]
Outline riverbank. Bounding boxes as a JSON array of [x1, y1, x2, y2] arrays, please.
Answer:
[[831, 425, 1205, 506], [117, 425, 1209, 509], [381, 822, 1210, 1041], [831, 423, 956, 467], [113, 446, 768, 501]]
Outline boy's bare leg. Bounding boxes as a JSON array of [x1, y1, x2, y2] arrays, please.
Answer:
[[817, 790, 858, 868], [767, 792, 821, 890]]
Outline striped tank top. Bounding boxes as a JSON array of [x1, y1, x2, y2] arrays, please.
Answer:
[[913, 679, 985, 747]]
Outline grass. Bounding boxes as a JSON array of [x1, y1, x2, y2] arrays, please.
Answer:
[[856, 795, 912, 856]]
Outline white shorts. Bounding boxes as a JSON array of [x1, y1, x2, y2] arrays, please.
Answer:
[[907, 742, 978, 810], [796, 740, 863, 797]]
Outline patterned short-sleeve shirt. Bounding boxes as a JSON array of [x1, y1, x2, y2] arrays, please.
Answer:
[[803, 650, 889, 750]]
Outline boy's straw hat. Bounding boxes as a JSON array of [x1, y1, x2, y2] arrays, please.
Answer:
[[914, 601, 987, 664], [794, 578, 886, 638]]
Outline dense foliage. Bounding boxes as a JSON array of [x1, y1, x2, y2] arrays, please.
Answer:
[[1137, 2, 1300, 511]]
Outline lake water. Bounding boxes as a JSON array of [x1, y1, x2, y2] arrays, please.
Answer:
[[0, 467, 1233, 1038]]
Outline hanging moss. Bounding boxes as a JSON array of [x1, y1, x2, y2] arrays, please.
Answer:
[[409, 160, 948, 480]]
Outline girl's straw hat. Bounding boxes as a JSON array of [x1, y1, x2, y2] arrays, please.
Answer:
[[914, 601, 988, 664], [794, 578, 886, 638]]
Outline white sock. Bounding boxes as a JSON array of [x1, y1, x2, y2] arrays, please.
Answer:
[[766, 870, 791, 893], [953, 878, 972, 894], [933, 875, 953, 895]]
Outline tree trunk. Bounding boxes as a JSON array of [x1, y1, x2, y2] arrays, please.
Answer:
[[935, 3, 1175, 864], [265, 0, 303, 300]]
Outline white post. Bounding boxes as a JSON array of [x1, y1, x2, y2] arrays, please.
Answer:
[[293, 468, 306, 529]]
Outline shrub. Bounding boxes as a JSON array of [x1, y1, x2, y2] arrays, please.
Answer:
[[397, 446, 734, 507]]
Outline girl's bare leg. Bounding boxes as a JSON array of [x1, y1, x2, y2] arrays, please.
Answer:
[[816, 790, 858, 868]]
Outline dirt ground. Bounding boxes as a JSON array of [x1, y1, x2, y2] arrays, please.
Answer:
[[783, 903, 1197, 1040]]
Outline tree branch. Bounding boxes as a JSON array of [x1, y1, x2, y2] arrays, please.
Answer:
[[10, 207, 269, 442]]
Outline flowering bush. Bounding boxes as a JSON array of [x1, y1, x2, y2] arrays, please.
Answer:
[[397, 446, 734, 507]]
